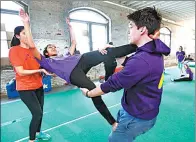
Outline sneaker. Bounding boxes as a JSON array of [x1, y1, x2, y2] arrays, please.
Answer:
[[36, 132, 51, 141], [28, 139, 39, 142]]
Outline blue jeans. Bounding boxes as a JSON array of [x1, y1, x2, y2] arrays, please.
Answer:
[[109, 108, 157, 142]]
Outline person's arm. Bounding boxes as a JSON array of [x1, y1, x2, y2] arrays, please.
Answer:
[[176, 52, 179, 62], [9, 48, 52, 76], [182, 51, 186, 62], [81, 57, 149, 97], [19, 9, 41, 60], [14, 66, 51, 76], [66, 18, 76, 55]]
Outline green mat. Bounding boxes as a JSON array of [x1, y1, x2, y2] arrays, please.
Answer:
[[1, 67, 195, 142]]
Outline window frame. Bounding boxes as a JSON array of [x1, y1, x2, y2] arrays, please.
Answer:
[[68, 7, 110, 52], [160, 27, 172, 48], [0, 1, 28, 57]]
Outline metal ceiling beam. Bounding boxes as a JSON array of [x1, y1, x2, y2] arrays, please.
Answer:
[[103, 1, 183, 26], [126, 1, 139, 6], [128, 1, 148, 7], [157, 1, 192, 10], [162, 4, 193, 11], [136, 1, 165, 9], [162, 7, 194, 14], [170, 10, 195, 17], [161, 8, 195, 16], [119, 1, 127, 5]]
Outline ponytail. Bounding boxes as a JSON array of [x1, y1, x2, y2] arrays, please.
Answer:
[[10, 36, 20, 47], [10, 26, 24, 47]]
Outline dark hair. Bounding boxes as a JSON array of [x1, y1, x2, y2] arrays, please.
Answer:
[[184, 63, 190, 70], [43, 44, 51, 58], [10, 26, 24, 47], [108, 42, 113, 45], [127, 7, 162, 35]]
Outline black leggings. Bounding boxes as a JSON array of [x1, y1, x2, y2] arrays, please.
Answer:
[[174, 77, 192, 82], [70, 44, 137, 125], [18, 87, 44, 140], [104, 58, 117, 81]]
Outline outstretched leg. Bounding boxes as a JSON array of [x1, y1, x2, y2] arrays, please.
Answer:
[[81, 44, 137, 70], [70, 67, 116, 125]]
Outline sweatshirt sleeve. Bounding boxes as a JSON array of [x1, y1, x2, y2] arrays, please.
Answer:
[[101, 57, 149, 93]]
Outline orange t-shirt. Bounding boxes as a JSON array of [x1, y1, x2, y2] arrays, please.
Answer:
[[9, 46, 43, 90]]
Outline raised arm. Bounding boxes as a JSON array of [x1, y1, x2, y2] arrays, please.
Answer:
[[66, 18, 77, 55], [19, 9, 41, 60]]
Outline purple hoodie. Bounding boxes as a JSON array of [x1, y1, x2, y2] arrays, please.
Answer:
[[101, 39, 171, 120]]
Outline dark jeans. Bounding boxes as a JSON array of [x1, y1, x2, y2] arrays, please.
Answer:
[[109, 108, 156, 142]]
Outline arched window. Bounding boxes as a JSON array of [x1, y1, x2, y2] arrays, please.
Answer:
[[160, 27, 171, 48], [69, 8, 110, 54], [1, 1, 28, 57]]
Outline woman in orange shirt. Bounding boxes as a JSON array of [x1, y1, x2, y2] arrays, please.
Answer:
[[9, 10, 52, 142]]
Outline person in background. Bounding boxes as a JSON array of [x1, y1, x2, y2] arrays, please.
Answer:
[[176, 46, 186, 75], [184, 54, 194, 61], [171, 63, 193, 82]]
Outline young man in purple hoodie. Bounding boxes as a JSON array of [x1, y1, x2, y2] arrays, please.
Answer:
[[81, 7, 171, 142]]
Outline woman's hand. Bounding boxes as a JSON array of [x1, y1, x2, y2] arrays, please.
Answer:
[[19, 9, 30, 23], [149, 30, 160, 39], [39, 69, 53, 76], [66, 17, 71, 27], [99, 44, 114, 55]]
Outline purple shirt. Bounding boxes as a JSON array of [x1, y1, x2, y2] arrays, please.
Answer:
[[37, 52, 81, 83], [101, 39, 171, 120], [176, 51, 185, 62], [186, 68, 193, 80]]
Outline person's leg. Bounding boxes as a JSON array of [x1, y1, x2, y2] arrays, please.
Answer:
[[173, 77, 191, 82], [80, 44, 137, 70], [104, 59, 117, 81], [178, 62, 183, 74], [70, 67, 116, 125], [108, 108, 156, 142], [107, 44, 137, 58], [18, 90, 43, 141], [35, 87, 44, 133], [33, 87, 51, 140]]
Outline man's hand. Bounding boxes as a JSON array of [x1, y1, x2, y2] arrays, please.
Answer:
[[80, 88, 90, 97], [112, 122, 118, 131]]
